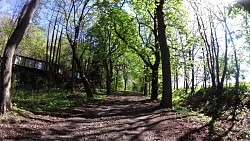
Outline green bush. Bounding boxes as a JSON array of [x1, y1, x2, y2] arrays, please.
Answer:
[[183, 85, 248, 118]]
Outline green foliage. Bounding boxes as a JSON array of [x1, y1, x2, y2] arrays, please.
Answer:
[[0, 16, 15, 54], [18, 23, 47, 59], [172, 89, 189, 110], [0, 16, 48, 59], [86, 5, 144, 92], [172, 89, 188, 100]]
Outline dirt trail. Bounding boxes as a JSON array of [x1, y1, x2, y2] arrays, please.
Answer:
[[0, 91, 236, 140]]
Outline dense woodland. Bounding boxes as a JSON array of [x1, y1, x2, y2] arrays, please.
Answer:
[[1, 0, 250, 140]]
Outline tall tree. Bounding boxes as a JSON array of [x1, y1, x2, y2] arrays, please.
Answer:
[[0, 0, 40, 114], [156, 0, 172, 108], [191, 1, 240, 92], [134, 3, 160, 100], [87, 10, 127, 95], [64, 0, 93, 97]]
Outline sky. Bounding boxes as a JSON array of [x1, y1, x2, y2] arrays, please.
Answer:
[[0, 0, 14, 15], [208, 0, 236, 3], [0, 0, 25, 19]]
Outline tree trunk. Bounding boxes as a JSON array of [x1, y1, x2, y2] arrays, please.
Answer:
[[0, 0, 39, 114], [181, 36, 188, 94], [109, 60, 113, 94], [224, 16, 240, 91], [65, 0, 92, 96], [48, 10, 59, 89], [192, 2, 216, 90], [176, 72, 179, 90], [150, 11, 160, 100], [209, 21, 217, 90], [234, 53, 239, 91], [124, 76, 127, 91], [105, 59, 113, 95], [190, 48, 195, 94], [150, 67, 158, 100], [45, 10, 54, 71], [150, 47, 160, 100], [143, 66, 148, 95], [184, 68, 189, 94], [156, 0, 172, 108], [52, 25, 59, 72], [105, 62, 111, 95], [202, 48, 207, 88], [106, 78, 111, 95], [144, 78, 148, 95], [115, 68, 119, 92], [218, 18, 228, 91], [55, 28, 63, 73], [71, 48, 76, 93], [75, 56, 93, 98]]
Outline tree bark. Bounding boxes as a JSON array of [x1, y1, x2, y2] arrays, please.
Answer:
[[45, 10, 54, 71], [144, 78, 148, 95], [202, 48, 207, 88], [143, 66, 148, 95], [71, 45, 76, 93], [75, 56, 93, 98], [150, 11, 160, 100], [124, 76, 127, 91], [55, 28, 63, 73], [156, 0, 172, 108], [115, 68, 119, 92], [150, 66, 159, 100], [182, 41, 188, 94], [0, 0, 39, 114], [105, 59, 113, 95], [175, 71, 179, 90], [190, 48, 195, 94], [218, 9, 228, 92]]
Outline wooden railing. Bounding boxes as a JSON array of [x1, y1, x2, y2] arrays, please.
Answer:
[[0, 55, 65, 74], [0, 55, 81, 82], [14, 55, 47, 70]]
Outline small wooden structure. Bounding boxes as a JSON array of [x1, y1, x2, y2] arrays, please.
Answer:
[[0, 55, 74, 86]]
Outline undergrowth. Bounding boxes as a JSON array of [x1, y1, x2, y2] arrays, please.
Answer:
[[185, 86, 248, 118], [172, 84, 250, 139]]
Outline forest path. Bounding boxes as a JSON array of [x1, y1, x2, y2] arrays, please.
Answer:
[[0, 91, 230, 140]]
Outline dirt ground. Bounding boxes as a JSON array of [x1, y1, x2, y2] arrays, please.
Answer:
[[0, 91, 249, 140]]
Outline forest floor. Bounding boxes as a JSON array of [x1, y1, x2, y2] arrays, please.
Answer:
[[0, 91, 249, 141]]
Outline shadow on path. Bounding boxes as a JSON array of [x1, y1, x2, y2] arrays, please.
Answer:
[[0, 91, 221, 140]]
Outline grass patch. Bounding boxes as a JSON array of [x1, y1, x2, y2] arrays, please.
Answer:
[[239, 128, 250, 139], [12, 89, 107, 113]]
